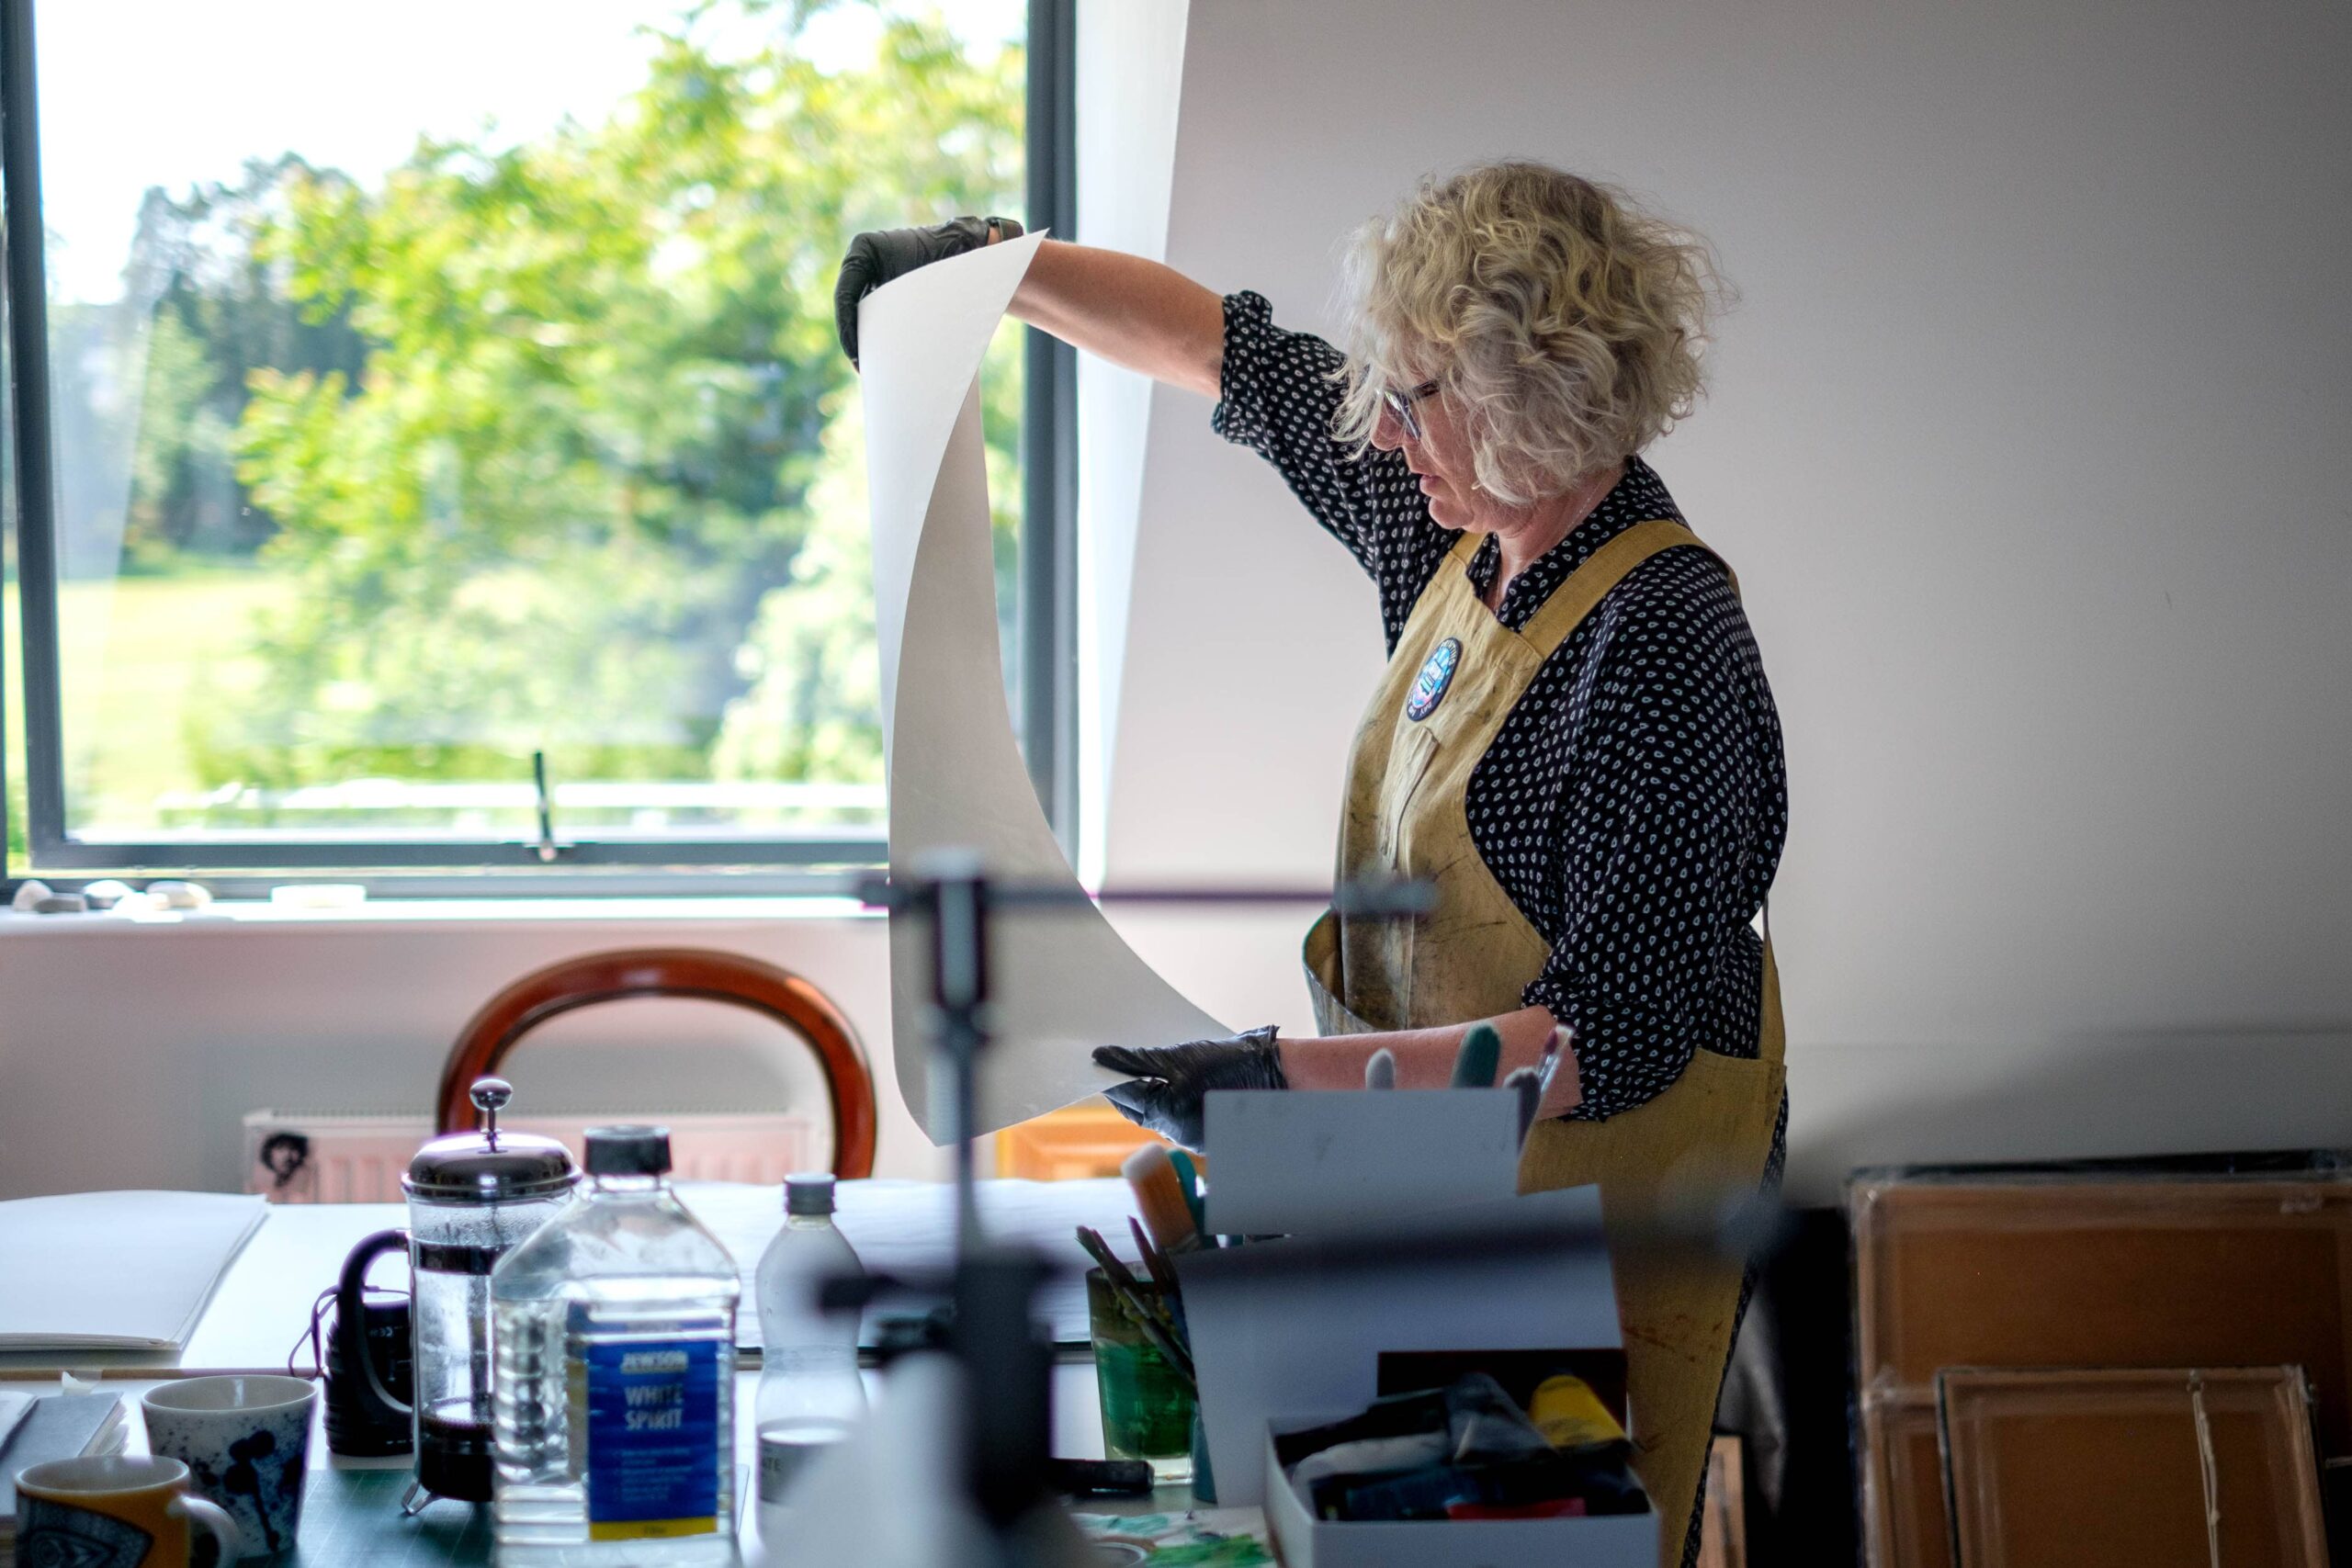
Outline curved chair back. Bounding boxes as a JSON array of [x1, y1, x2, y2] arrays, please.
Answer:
[[436, 946, 876, 1179]]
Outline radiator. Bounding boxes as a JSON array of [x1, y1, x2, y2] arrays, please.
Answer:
[[242, 1110, 824, 1202]]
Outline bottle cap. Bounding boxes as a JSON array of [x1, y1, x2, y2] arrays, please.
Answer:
[[786, 1172, 837, 1216], [583, 1124, 673, 1177]]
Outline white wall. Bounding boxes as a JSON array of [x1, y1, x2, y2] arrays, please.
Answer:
[[5, 0, 2349, 1210], [1103, 0, 2352, 1190], [0, 908, 922, 1198]]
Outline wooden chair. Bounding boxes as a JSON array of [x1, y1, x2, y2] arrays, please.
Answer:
[[435, 947, 877, 1179]]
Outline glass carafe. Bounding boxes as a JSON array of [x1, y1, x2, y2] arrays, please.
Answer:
[[346, 1077, 576, 1512]]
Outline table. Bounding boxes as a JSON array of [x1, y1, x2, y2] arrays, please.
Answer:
[[0, 1179, 1146, 1380], [86, 1368, 1196, 1566], [3, 1183, 1258, 1563]]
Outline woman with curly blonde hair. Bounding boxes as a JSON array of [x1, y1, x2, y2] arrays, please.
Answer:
[[841, 161, 1785, 1563]]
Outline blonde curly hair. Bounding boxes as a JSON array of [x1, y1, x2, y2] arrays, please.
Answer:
[[1332, 161, 1727, 507]]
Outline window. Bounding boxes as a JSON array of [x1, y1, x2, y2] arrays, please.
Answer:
[[1, 0, 1075, 883]]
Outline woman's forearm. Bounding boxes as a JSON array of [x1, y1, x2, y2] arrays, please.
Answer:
[[1278, 1005, 1582, 1119], [1008, 239, 1226, 399]]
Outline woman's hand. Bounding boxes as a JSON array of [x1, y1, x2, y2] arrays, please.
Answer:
[[833, 215, 1023, 367], [1093, 1025, 1287, 1151]]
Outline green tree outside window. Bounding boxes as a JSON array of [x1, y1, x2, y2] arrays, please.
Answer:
[[40, 1, 1025, 846]]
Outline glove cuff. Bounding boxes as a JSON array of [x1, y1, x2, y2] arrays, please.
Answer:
[[1238, 1023, 1287, 1089]]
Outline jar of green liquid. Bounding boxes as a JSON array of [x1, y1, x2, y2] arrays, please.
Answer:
[[1085, 1269, 1195, 1484]]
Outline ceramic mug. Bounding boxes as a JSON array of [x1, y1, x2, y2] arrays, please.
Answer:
[[17, 1454, 241, 1568], [140, 1375, 317, 1559]]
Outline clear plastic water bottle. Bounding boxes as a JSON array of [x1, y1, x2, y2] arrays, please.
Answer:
[[752, 1172, 867, 1543], [492, 1125, 741, 1566]]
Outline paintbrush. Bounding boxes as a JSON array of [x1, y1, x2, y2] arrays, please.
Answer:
[[1075, 1224, 1147, 1296], [1123, 1143, 1202, 1255], [1128, 1214, 1180, 1298], [1127, 1213, 1192, 1340], [1364, 1047, 1397, 1089], [1074, 1225, 1196, 1386]]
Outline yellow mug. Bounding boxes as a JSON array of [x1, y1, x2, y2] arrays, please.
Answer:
[[17, 1454, 241, 1568]]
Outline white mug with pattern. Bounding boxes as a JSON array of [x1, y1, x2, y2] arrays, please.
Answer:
[[140, 1375, 318, 1559]]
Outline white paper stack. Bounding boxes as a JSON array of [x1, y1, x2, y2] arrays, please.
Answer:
[[0, 1191, 267, 1350]]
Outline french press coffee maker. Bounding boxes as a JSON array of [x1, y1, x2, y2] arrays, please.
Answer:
[[338, 1077, 576, 1511]]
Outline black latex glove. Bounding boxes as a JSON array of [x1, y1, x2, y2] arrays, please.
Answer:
[[834, 215, 1025, 367], [1093, 1025, 1286, 1151]]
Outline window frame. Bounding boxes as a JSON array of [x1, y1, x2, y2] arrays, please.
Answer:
[[0, 0, 1077, 886]]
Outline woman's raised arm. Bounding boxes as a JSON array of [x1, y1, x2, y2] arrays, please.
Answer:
[[834, 220, 1225, 398], [1008, 239, 1226, 399]]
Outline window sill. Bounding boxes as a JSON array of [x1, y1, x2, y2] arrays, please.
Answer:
[[0, 893, 879, 933]]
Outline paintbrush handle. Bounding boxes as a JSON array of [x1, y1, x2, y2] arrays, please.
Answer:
[[1081, 1222, 1186, 1343], [1127, 1215, 1191, 1341], [1075, 1225, 1145, 1295], [1128, 1215, 1180, 1297], [1128, 1303, 1197, 1387], [1079, 1229, 1196, 1386]]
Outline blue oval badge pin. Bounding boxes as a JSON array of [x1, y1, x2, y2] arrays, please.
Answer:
[[1406, 637, 1462, 722]]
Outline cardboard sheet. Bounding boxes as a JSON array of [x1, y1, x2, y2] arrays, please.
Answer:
[[857, 234, 1228, 1143], [1938, 1367, 2327, 1568], [1848, 1168, 2352, 1568]]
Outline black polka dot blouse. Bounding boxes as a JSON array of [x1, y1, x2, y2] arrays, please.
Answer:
[[1212, 291, 1789, 1122]]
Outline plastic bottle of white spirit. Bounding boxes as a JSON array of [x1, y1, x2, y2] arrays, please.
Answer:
[[752, 1173, 867, 1544], [492, 1126, 741, 1566]]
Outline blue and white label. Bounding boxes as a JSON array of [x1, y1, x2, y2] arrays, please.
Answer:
[[1406, 637, 1463, 721], [583, 1339, 721, 1539]]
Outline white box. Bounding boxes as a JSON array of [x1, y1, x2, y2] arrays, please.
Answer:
[[1261, 1417, 1657, 1568], [1175, 1185, 1622, 1506], [1200, 1088, 1522, 1235]]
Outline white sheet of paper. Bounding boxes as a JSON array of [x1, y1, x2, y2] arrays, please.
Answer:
[[859, 233, 1229, 1142], [0, 1190, 266, 1349]]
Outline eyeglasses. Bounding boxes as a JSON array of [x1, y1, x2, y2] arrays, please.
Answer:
[[1380, 378, 1442, 443]]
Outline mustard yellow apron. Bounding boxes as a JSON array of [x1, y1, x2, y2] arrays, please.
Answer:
[[1304, 521, 1785, 1562]]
